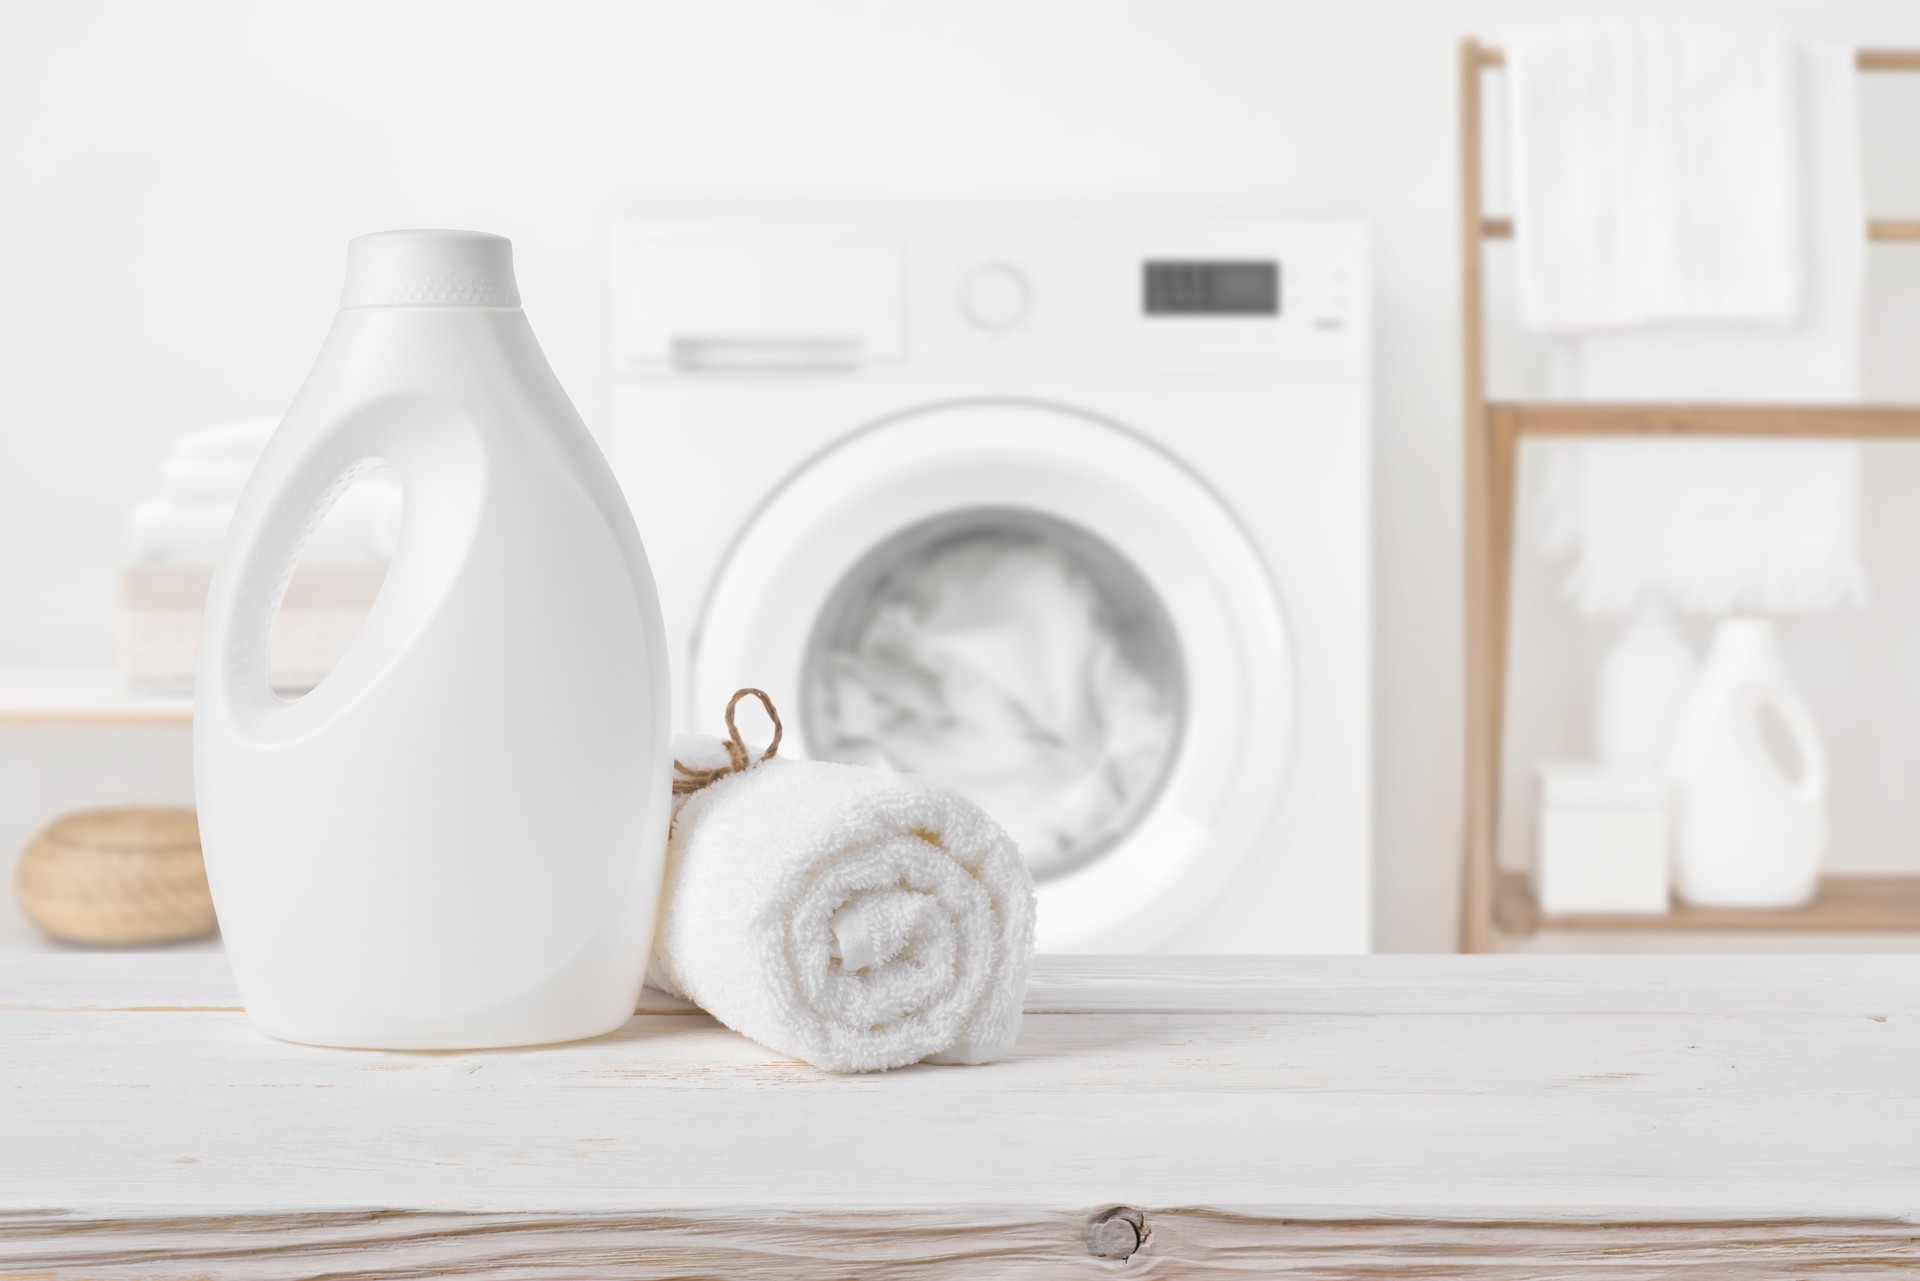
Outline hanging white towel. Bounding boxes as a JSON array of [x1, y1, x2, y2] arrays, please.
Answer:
[[1539, 438, 1865, 615], [1515, 31, 1869, 616], [1508, 21, 1802, 332], [1553, 42, 1865, 401], [648, 737, 1036, 1073]]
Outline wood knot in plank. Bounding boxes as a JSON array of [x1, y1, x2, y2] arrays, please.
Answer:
[[1088, 1208, 1145, 1260]]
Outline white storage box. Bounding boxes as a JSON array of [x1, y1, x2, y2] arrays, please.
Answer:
[[1532, 764, 1671, 916]]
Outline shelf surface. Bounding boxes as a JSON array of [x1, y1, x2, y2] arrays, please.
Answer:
[[0, 667, 191, 727], [1497, 869, 1920, 935]]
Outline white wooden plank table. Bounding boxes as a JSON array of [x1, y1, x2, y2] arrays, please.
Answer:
[[1, 953, 1915, 1278]]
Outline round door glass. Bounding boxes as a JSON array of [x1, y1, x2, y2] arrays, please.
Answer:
[[801, 508, 1187, 880]]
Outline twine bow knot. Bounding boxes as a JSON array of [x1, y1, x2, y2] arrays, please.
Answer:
[[672, 687, 784, 796]]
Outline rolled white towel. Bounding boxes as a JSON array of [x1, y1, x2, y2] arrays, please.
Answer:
[[648, 699, 1036, 1073]]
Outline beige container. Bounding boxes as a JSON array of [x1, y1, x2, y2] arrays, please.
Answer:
[[15, 807, 217, 945]]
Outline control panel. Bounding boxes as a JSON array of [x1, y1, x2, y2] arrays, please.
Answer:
[[1144, 261, 1279, 316], [614, 216, 1368, 377]]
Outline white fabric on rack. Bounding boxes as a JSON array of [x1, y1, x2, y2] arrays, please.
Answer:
[[1518, 33, 1868, 617], [648, 738, 1036, 1073], [1539, 438, 1865, 616], [1508, 21, 1801, 332], [1552, 42, 1865, 400]]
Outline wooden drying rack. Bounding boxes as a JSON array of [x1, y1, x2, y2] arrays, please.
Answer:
[[1458, 39, 1920, 952]]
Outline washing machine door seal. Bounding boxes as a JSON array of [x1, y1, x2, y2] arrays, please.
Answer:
[[689, 399, 1295, 951]]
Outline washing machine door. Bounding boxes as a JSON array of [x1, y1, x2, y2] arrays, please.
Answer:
[[689, 400, 1294, 951]]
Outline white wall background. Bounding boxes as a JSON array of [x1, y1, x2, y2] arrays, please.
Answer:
[[2, 0, 1917, 951]]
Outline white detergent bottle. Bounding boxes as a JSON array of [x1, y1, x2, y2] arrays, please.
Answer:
[[196, 230, 670, 1049], [1596, 611, 1697, 767], [1666, 618, 1826, 909]]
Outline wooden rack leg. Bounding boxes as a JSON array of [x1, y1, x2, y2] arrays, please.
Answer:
[[1459, 38, 1496, 953], [1484, 408, 1521, 930]]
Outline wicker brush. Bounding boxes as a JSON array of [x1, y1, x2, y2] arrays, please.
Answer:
[[15, 807, 217, 945]]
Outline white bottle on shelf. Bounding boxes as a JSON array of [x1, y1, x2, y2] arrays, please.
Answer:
[[1666, 618, 1826, 909], [1596, 612, 1697, 767], [196, 230, 671, 1049]]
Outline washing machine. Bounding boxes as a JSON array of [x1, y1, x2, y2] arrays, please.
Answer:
[[608, 214, 1370, 953]]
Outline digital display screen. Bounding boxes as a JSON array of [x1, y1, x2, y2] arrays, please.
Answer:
[[1144, 261, 1280, 316]]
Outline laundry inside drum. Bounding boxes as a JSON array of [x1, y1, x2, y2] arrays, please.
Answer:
[[801, 508, 1187, 881]]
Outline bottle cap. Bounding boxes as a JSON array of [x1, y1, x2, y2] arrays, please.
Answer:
[[340, 229, 520, 309]]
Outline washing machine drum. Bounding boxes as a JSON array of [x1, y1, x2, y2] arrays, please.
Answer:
[[689, 401, 1295, 951]]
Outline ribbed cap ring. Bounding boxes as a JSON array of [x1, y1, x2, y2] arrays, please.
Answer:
[[340, 229, 520, 309]]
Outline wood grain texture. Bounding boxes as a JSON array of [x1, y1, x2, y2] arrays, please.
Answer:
[[2, 955, 1916, 1278], [5, 1209, 1918, 1279]]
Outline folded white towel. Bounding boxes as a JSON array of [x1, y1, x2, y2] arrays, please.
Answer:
[[648, 734, 1036, 1073], [127, 468, 403, 564], [127, 479, 402, 564], [1508, 21, 1801, 331], [174, 417, 277, 460], [125, 500, 244, 564], [161, 455, 256, 505]]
